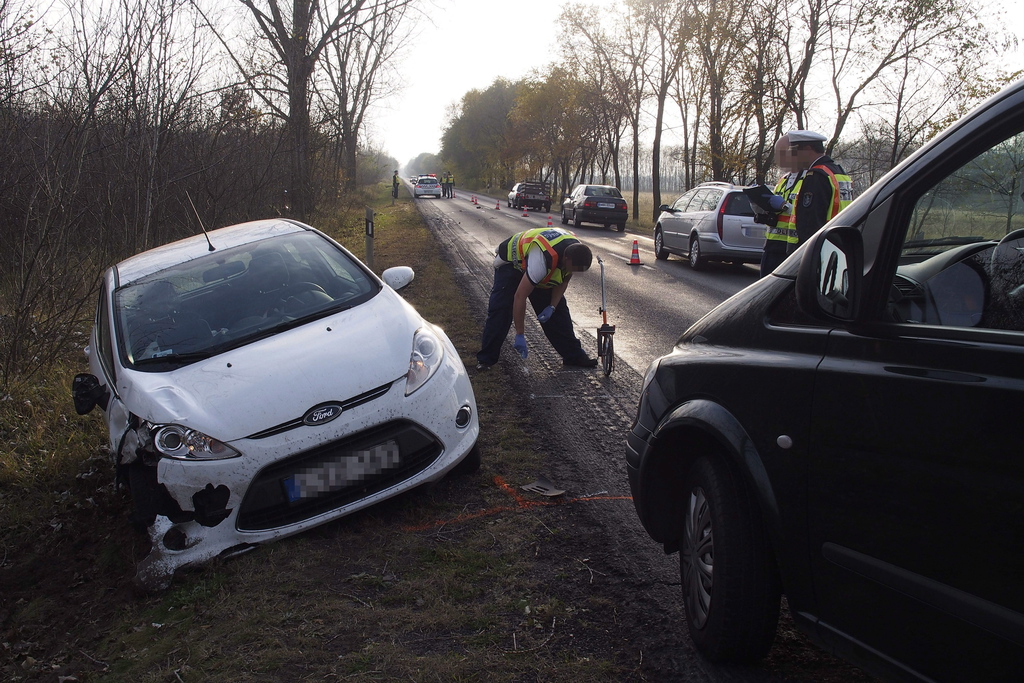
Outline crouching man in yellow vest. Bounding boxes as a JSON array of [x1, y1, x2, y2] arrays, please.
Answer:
[[760, 130, 853, 278], [476, 227, 598, 369]]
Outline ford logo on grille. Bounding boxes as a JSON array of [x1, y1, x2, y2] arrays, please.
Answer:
[[303, 403, 343, 426]]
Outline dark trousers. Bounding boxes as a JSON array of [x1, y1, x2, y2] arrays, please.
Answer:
[[759, 239, 790, 278], [477, 263, 588, 366]]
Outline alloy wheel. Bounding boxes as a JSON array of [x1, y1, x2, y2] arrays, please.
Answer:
[[682, 485, 714, 629]]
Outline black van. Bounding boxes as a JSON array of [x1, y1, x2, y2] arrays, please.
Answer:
[[626, 78, 1024, 681]]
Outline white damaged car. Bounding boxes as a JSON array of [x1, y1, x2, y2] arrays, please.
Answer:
[[73, 219, 480, 591]]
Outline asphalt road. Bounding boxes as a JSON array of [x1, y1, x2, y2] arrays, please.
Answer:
[[406, 189, 842, 682], [408, 188, 759, 376]]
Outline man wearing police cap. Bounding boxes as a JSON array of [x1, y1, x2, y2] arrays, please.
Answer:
[[759, 130, 853, 277]]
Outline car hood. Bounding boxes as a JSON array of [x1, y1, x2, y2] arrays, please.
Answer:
[[117, 288, 421, 441]]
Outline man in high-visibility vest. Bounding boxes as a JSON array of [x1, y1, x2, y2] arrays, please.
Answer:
[[476, 227, 598, 369], [760, 130, 853, 278]]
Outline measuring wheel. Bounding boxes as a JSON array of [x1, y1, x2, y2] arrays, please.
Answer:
[[596, 256, 615, 376], [598, 323, 615, 376]]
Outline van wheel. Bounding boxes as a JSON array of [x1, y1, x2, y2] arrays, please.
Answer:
[[680, 456, 780, 663], [689, 235, 707, 270], [654, 228, 669, 260]]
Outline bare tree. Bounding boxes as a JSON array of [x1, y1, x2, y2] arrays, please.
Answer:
[[629, 0, 685, 220], [231, 0, 370, 219], [821, 0, 990, 156], [314, 0, 412, 190], [0, 0, 38, 107], [116, 0, 213, 250], [559, 4, 647, 219], [0, 0, 129, 386], [778, 0, 826, 130], [682, 0, 752, 184], [740, 0, 795, 183]]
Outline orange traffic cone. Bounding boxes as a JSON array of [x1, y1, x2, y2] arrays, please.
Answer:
[[495, 199, 500, 210], [472, 195, 477, 204], [629, 239, 643, 266], [547, 216, 553, 227], [522, 205, 528, 217]]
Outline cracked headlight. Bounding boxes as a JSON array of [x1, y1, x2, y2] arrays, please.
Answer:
[[405, 326, 445, 396], [152, 424, 240, 460]]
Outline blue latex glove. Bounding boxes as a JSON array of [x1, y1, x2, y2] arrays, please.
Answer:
[[514, 333, 528, 359], [768, 194, 788, 211], [537, 305, 555, 323]]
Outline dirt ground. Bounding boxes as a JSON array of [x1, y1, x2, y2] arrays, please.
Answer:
[[0, 436, 875, 683]]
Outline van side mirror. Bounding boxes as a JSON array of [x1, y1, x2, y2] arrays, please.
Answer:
[[796, 227, 863, 321], [72, 373, 110, 415]]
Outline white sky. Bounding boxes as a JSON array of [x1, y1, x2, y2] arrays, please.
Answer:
[[371, 0, 563, 167], [371, 0, 1024, 170]]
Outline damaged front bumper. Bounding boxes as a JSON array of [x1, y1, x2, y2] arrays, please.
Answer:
[[128, 377, 478, 592]]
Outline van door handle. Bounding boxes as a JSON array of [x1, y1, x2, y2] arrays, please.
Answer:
[[884, 366, 984, 383]]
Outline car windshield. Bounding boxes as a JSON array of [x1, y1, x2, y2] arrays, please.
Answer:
[[115, 232, 379, 370]]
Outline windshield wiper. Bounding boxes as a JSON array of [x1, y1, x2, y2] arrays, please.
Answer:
[[132, 350, 215, 368]]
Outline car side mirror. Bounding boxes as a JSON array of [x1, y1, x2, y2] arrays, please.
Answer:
[[382, 266, 415, 291], [796, 227, 863, 321], [72, 373, 110, 415], [658, 204, 677, 213]]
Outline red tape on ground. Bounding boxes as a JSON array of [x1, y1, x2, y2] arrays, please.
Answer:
[[403, 475, 632, 532]]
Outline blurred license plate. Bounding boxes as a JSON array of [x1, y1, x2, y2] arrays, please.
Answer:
[[283, 440, 400, 502], [598, 202, 615, 208]]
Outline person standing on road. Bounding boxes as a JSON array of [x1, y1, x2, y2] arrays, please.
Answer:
[[392, 170, 400, 199], [760, 130, 853, 277], [477, 227, 598, 370], [447, 171, 455, 198]]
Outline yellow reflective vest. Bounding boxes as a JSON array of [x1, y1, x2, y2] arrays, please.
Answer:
[[767, 158, 853, 246], [502, 228, 579, 288]]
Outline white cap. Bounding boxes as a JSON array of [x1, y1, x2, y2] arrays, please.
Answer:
[[787, 130, 828, 143]]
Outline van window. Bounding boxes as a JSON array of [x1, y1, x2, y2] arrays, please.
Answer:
[[898, 129, 1024, 332]]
